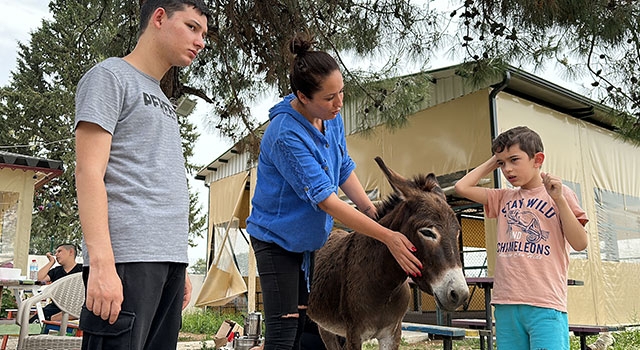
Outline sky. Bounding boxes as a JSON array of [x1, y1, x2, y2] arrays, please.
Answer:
[[0, 1, 51, 84]]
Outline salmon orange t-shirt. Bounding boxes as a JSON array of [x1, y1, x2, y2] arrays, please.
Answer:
[[485, 184, 588, 312]]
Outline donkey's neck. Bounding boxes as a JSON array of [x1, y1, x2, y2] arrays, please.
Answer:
[[352, 232, 410, 293], [369, 205, 416, 290]]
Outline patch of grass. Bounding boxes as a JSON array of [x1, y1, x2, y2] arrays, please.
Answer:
[[179, 311, 640, 350], [181, 308, 244, 337], [197, 340, 216, 350], [570, 329, 640, 350]]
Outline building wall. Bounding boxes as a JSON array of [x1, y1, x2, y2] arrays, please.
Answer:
[[0, 167, 35, 273]]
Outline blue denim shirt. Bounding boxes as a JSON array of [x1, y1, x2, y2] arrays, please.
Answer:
[[247, 94, 356, 253]]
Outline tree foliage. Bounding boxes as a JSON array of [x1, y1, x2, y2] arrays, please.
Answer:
[[187, 0, 640, 146], [193, 0, 439, 149], [452, 0, 640, 142], [189, 258, 208, 274], [2, 0, 640, 250]]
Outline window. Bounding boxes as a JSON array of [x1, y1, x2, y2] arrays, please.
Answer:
[[210, 221, 250, 276], [594, 188, 640, 262], [563, 181, 588, 259], [0, 191, 19, 262]]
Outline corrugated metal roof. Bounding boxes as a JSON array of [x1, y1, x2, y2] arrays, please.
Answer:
[[0, 151, 64, 188]]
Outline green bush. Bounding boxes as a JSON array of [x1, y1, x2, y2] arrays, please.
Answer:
[[181, 308, 244, 336], [0, 289, 17, 319]]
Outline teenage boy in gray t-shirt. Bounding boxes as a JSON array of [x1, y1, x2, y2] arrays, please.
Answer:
[[74, 1, 210, 349]]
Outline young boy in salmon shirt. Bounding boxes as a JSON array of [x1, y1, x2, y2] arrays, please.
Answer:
[[455, 126, 588, 350]]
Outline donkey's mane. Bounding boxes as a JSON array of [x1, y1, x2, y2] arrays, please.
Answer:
[[375, 173, 434, 219], [375, 193, 402, 219]]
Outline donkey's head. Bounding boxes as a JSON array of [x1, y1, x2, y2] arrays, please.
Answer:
[[374, 157, 469, 311]]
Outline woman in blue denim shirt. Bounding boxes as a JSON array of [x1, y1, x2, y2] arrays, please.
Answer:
[[246, 34, 423, 350]]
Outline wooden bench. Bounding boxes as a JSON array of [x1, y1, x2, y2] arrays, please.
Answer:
[[1, 307, 40, 350], [451, 317, 492, 331], [451, 318, 493, 350], [402, 322, 465, 350]]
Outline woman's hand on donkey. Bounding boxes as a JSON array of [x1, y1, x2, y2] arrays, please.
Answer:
[[384, 230, 423, 277]]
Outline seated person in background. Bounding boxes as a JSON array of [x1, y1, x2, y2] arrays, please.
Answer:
[[29, 244, 82, 322]]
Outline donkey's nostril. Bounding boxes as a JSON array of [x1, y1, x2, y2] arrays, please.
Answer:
[[450, 290, 458, 304]]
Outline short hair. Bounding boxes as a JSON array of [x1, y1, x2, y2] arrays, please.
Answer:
[[57, 244, 77, 258], [491, 126, 544, 159], [289, 33, 340, 99], [139, 0, 211, 35]]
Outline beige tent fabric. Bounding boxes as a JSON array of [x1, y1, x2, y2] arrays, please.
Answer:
[[0, 168, 36, 274], [194, 246, 247, 307], [195, 172, 250, 307], [208, 172, 251, 227], [348, 90, 493, 194]]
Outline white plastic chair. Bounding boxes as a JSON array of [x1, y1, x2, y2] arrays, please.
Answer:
[[15, 273, 84, 350]]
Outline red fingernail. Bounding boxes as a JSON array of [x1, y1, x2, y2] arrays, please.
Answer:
[[410, 246, 417, 252]]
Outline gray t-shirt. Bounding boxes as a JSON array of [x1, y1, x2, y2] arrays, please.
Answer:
[[75, 57, 189, 265]]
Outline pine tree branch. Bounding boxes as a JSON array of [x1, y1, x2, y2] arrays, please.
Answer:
[[182, 85, 214, 104]]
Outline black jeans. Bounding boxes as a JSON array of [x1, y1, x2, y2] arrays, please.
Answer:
[[251, 237, 309, 350], [80, 262, 186, 350], [29, 302, 61, 323]]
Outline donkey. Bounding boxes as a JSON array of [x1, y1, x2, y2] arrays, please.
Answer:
[[307, 157, 469, 350]]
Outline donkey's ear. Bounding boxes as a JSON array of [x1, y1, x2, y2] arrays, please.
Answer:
[[374, 156, 410, 197], [426, 173, 447, 201]]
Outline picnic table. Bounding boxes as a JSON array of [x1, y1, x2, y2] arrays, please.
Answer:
[[0, 279, 43, 312], [0, 279, 44, 350]]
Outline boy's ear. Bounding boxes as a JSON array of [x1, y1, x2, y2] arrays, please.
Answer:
[[534, 152, 545, 168], [151, 8, 167, 29]]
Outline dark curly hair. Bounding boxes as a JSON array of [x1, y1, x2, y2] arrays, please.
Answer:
[[491, 126, 544, 159]]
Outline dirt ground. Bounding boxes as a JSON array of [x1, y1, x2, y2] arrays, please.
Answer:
[[396, 340, 477, 350], [175, 335, 482, 350], [179, 332, 212, 342]]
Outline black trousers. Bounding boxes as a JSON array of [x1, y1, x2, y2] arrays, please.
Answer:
[[251, 237, 309, 350], [80, 262, 186, 350], [29, 303, 61, 323]]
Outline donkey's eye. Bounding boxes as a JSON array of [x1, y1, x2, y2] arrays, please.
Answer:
[[419, 227, 438, 240]]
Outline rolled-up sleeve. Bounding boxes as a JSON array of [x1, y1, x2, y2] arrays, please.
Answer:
[[338, 144, 355, 185], [270, 135, 336, 210]]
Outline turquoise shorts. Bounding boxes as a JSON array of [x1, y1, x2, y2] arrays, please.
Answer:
[[494, 304, 569, 350]]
